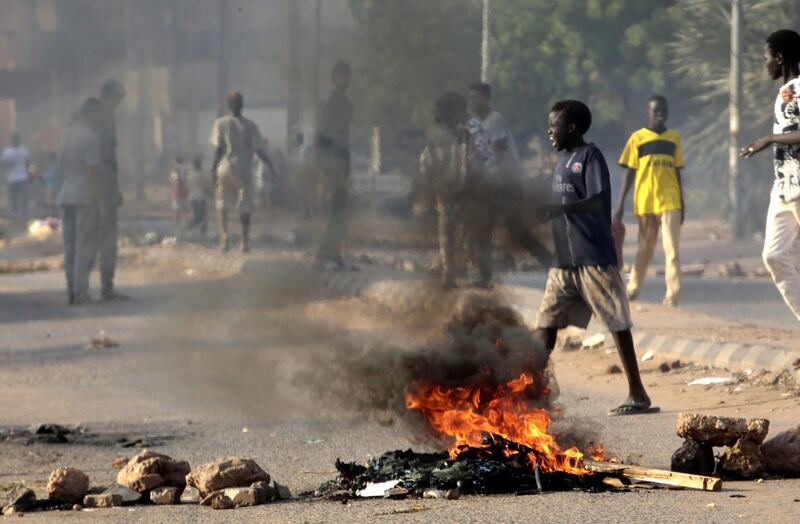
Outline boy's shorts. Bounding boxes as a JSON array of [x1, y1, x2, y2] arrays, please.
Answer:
[[535, 266, 632, 332]]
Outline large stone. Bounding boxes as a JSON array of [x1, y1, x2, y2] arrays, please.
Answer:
[[273, 481, 292, 500], [83, 494, 123, 508], [716, 437, 766, 480], [185, 457, 269, 497], [250, 481, 275, 502], [762, 426, 800, 476], [210, 494, 234, 510], [3, 487, 36, 513], [180, 486, 201, 504], [670, 440, 715, 476], [675, 413, 769, 446], [47, 468, 90, 503], [101, 484, 142, 504], [222, 487, 264, 507], [150, 486, 179, 505], [116, 449, 190, 493]]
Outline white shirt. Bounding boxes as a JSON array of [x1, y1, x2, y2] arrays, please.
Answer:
[[772, 76, 800, 197], [1, 145, 30, 183], [209, 115, 264, 181], [480, 110, 522, 177]]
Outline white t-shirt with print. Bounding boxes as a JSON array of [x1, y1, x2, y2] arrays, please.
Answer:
[[772, 76, 800, 198], [1, 145, 30, 184], [480, 110, 522, 177]]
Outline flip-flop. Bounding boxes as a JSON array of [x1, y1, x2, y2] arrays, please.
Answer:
[[608, 404, 661, 416]]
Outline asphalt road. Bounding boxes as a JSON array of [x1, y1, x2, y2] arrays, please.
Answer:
[[1, 264, 798, 523]]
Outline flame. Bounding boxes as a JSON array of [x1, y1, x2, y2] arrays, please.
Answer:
[[405, 372, 594, 475]]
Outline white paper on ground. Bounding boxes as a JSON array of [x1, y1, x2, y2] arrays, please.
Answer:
[[356, 479, 401, 498], [687, 376, 732, 386]]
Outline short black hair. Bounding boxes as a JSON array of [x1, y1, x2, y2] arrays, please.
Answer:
[[550, 100, 592, 135], [227, 90, 244, 113], [648, 94, 668, 107], [435, 91, 468, 126], [332, 61, 352, 76], [469, 82, 491, 99], [766, 29, 800, 64]]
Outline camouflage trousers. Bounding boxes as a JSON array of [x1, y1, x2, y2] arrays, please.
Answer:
[[437, 195, 492, 286]]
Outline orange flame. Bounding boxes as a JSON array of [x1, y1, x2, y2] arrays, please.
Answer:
[[405, 372, 599, 475]]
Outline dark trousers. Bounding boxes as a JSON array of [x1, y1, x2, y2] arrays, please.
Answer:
[[8, 180, 28, 222], [187, 199, 208, 235]]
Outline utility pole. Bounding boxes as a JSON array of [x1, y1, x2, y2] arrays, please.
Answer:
[[312, 0, 322, 125], [217, 0, 229, 117], [286, 0, 302, 155], [481, 0, 492, 83], [729, 0, 744, 237]]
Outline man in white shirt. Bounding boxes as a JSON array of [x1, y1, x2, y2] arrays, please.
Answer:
[[742, 29, 800, 320], [1, 133, 31, 223], [469, 82, 551, 267], [210, 91, 274, 252]]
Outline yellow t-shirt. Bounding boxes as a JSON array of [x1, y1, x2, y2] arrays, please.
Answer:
[[619, 128, 684, 216]]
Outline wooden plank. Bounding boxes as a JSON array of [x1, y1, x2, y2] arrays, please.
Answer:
[[583, 460, 722, 492]]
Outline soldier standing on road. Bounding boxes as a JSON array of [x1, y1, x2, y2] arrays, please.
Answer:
[[615, 95, 685, 307], [95, 79, 127, 301], [57, 98, 103, 305], [419, 92, 496, 289], [741, 29, 800, 321], [210, 91, 275, 253], [315, 61, 354, 269]]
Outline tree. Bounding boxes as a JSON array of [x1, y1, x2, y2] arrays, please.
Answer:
[[347, 0, 482, 131]]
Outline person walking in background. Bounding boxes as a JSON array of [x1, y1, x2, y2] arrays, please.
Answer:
[[95, 78, 127, 301], [210, 90, 275, 253], [169, 155, 190, 227], [469, 81, 551, 268], [41, 152, 61, 215], [741, 29, 800, 321], [1, 133, 31, 225], [185, 155, 211, 239], [419, 91, 496, 289], [315, 61, 354, 269], [57, 98, 102, 305], [615, 95, 685, 307]]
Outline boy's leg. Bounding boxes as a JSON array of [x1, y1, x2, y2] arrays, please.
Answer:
[[609, 329, 652, 411], [763, 193, 800, 320], [661, 210, 682, 306], [218, 209, 230, 251], [61, 205, 76, 303], [437, 199, 456, 287], [73, 204, 98, 303], [627, 214, 659, 299], [240, 212, 251, 253]]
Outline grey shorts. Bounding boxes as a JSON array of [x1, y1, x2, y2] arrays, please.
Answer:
[[535, 266, 633, 332]]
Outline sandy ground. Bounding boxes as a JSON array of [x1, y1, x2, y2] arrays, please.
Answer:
[[1, 253, 799, 523]]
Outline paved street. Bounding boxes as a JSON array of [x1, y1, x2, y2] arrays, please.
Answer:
[[1, 253, 798, 522]]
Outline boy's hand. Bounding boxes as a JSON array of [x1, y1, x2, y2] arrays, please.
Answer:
[[613, 207, 624, 221], [535, 204, 562, 223], [740, 136, 771, 158]]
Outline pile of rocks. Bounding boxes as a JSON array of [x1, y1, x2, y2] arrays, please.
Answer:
[[1, 450, 292, 516], [671, 414, 800, 480]]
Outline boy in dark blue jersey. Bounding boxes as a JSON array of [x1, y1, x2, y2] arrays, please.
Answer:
[[536, 100, 656, 416]]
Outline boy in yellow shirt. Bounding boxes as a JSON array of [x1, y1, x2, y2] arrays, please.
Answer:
[[615, 95, 684, 307]]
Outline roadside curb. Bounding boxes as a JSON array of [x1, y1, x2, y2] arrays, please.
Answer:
[[144, 245, 800, 380]]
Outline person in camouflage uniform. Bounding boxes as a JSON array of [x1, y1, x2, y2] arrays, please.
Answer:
[[419, 91, 496, 288]]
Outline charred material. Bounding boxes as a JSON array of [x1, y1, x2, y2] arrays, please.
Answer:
[[311, 447, 610, 499]]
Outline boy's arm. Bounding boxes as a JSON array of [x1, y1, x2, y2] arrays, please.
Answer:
[[256, 148, 278, 181], [536, 193, 603, 222], [614, 168, 636, 220], [741, 131, 800, 158]]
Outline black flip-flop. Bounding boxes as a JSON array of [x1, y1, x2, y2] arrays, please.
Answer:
[[608, 404, 661, 416]]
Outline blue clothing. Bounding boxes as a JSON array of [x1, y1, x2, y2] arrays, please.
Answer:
[[550, 143, 617, 268]]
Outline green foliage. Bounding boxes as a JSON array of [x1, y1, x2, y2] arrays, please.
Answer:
[[347, 0, 481, 131], [491, 0, 680, 144]]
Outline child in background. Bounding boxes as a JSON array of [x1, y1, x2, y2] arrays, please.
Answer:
[[185, 155, 210, 238], [169, 155, 189, 227], [41, 152, 61, 215]]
